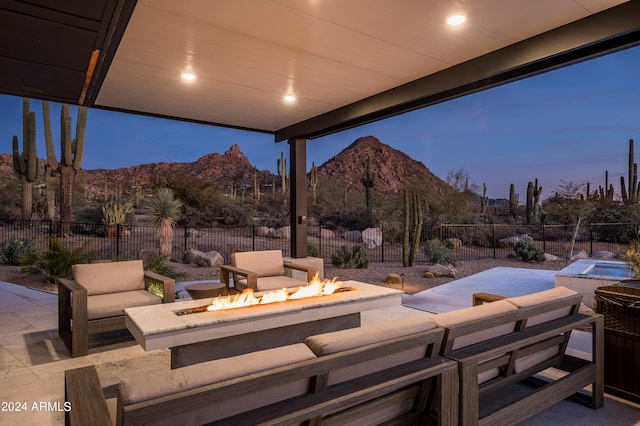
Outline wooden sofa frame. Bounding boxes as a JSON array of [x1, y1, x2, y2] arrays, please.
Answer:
[[58, 270, 175, 358], [65, 327, 458, 426], [444, 291, 604, 426]]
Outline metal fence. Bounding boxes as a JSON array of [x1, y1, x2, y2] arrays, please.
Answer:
[[0, 219, 637, 264]]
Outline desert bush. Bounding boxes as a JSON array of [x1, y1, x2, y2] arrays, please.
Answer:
[[384, 273, 402, 284], [21, 238, 94, 283], [307, 241, 319, 257], [513, 240, 545, 262], [1, 236, 36, 265], [331, 244, 369, 269], [423, 239, 457, 266], [144, 256, 186, 299]]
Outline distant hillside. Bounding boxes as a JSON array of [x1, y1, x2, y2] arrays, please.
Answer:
[[317, 136, 450, 196], [0, 137, 451, 200]]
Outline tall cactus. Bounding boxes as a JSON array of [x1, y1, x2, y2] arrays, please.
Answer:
[[277, 151, 287, 195], [526, 181, 534, 224], [253, 167, 261, 204], [43, 101, 88, 231], [621, 139, 639, 204], [480, 183, 488, 215], [309, 161, 318, 204], [12, 98, 39, 220], [361, 154, 376, 212], [45, 164, 57, 219], [508, 183, 519, 219], [402, 189, 423, 267]]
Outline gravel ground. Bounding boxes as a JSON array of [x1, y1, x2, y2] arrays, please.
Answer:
[[0, 257, 569, 295]]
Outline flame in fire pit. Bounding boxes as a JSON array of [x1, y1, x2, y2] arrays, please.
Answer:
[[207, 274, 342, 311]]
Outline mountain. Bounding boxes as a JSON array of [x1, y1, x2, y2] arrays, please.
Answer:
[[0, 137, 450, 199], [316, 136, 449, 196]]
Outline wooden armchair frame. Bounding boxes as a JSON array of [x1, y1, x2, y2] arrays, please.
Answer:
[[58, 270, 175, 357]]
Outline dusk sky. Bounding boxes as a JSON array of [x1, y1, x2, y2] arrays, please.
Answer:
[[1, 45, 639, 201]]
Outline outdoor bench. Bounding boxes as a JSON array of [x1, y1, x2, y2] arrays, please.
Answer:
[[431, 286, 604, 426], [65, 315, 458, 426]]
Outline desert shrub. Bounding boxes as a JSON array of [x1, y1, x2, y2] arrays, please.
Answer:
[[1, 236, 36, 265], [424, 271, 435, 279], [423, 239, 457, 266], [331, 244, 369, 269], [307, 241, 319, 257], [21, 238, 93, 283], [513, 240, 545, 262], [144, 256, 186, 299], [384, 273, 402, 284]]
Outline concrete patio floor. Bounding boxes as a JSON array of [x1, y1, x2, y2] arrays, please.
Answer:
[[1, 267, 639, 425]]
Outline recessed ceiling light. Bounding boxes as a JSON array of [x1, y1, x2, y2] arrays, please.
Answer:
[[284, 95, 296, 103], [446, 14, 467, 26], [181, 72, 196, 81]]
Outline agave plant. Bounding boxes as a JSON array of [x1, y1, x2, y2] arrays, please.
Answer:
[[143, 188, 183, 258]]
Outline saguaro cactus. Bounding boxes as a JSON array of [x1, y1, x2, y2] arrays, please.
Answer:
[[361, 155, 376, 212], [309, 161, 318, 204], [43, 101, 88, 232], [621, 139, 639, 204], [480, 183, 489, 215], [277, 152, 287, 195], [253, 167, 261, 204], [508, 184, 519, 219], [12, 98, 39, 220], [403, 189, 424, 267]]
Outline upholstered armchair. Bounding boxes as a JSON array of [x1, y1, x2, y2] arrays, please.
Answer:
[[220, 250, 317, 293], [58, 259, 175, 357]]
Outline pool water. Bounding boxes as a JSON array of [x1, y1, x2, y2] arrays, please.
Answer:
[[586, 264, 634, 278]]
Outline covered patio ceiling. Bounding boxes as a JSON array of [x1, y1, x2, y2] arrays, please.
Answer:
[[2, 0, 640, 143]]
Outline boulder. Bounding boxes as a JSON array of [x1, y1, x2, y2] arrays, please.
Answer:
[[592, 250, 619, 260], [185, 248, 224, 268], [320, 228, 335, 239], [273, 226, 290, 239], [499, 234, 533, 247], [425, 263, 457, 278], [186, 228, 199, 237], [444, 238, 463, 249], [138, 248, 160, 262], [362, 227, 382, 249], [342, 230, 362, 241], [544, 253, 559, 262], [566, 250, 589, 261], [255, 226, 271, 237]]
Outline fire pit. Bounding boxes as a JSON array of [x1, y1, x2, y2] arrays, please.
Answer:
[[125, 280, 402, 368]]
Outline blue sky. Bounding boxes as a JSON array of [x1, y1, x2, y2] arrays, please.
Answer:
[[1, 45, 639, 200]]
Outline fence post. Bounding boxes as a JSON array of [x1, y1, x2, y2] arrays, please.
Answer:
[[493, 223, 496, 259], [590, 224, 593, 256], [252, 224, 255, 251], [542, 224, 546, 253], [318, 224, 323, 262], [184, 225, 188, 252], [380, 221, 384, 263], [115, 224, 121, 258]]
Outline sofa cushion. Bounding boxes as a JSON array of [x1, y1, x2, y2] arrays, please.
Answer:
[[73, 260, 145, 296], [236, 275, 307, 292], [430, 300, 518, 350], [119, 344, 316, 424], [306, 316, 437, 385], [87, 290, 162, 320], [232, 250, 285, 277], [505, 287, 579, 327]]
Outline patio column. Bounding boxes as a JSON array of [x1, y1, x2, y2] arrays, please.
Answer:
[[289, 137, 307, 258]]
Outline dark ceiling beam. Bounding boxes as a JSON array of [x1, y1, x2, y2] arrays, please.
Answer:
[[274, 0, 640, 142]]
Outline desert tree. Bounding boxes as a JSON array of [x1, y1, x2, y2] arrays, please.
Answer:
[[143, 188, 183, 259]]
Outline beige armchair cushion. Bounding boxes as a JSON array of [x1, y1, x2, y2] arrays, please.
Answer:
[[430, 300, 518, 351], [73, 260, 145, 296], [237, 275, 306, 292], [505, 286, 578, 327], [87, 290, 162, 320], [306, 316, 437, 385], [232, 250, 285, 277]]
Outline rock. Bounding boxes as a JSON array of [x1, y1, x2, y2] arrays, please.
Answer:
[[138, 248, 160, 262], [499, 234, 533, 247], [444, 238, 462, 249], [592, 250, 619, 260], [320, 228, 335, 239], [255, 226, 271, 237], [273, 226, 290, 239], [362, 227, 382, 249], [185, 248, 224, 268], [566, 250, 589, 261], [342, 230, 362, 241], [544, 253, 559, 262], [186, 228, 199, 237], [425, 263, 457, 278]]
